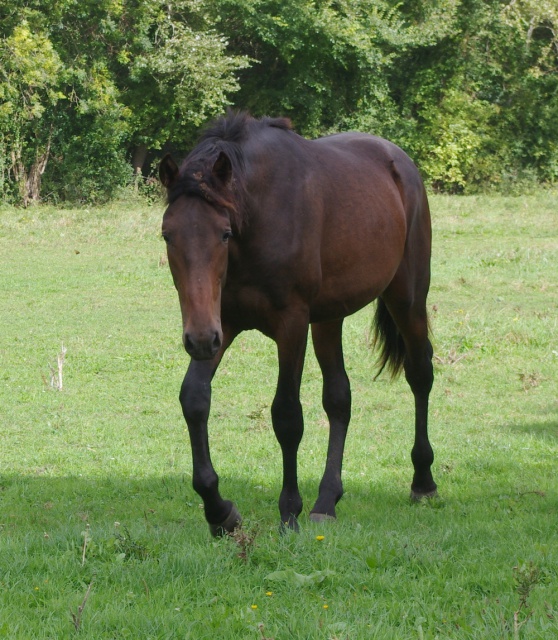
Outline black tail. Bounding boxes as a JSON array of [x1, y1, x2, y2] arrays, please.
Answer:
[[372, 298, 406, 379]]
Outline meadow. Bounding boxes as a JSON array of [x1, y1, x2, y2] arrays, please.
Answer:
[[0, 191, 556, 639]]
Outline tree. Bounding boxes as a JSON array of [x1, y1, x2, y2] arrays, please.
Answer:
[[216, 0, 558, 192], [0, 21, 63, 204], [0, 0, 249, 204], [122, 0, 249, 175], [1, 0, 557, 202], [213, 0, 406, 137]]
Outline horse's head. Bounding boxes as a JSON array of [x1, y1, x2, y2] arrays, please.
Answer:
[[160, 152, 236, 360]]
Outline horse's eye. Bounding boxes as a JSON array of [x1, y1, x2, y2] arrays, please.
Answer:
[[222, 230, 233, 243], [162, 232, 170, 244]]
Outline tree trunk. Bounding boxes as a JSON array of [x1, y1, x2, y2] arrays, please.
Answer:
[[132, 144, 148, 192], [11, 132, 52, 206], [25, 140, 51, 206]]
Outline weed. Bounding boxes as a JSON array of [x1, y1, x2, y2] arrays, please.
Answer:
[[228, 525, 258, 562], [512, 562, 543, 639], [81, 524, 91, 566], [247, 404, 270, 431], [70, 580, 94, 632], [519, 371, 543, 391], [257, 622, 275, 640], [434, 347, 467, 365], [113, 526, 151, 561], [42, 343, 67, 390]]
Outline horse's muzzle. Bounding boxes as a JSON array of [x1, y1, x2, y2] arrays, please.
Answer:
[[183, 329, 222, 360]]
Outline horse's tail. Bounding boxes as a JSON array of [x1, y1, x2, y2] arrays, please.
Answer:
[[372, 298, 406, 379]]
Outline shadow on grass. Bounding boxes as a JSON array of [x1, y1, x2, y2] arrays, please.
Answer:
[[506, 413, 558, 440], [0, 471, 430, 539], [0, 468, 555, 542]]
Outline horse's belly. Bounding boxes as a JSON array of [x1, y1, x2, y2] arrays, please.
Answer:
[[309, 276, 388, 322]]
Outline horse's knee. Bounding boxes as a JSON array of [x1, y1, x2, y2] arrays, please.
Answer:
[[179, 375, 210, 423]]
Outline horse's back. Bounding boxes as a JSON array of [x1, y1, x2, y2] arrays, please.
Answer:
[[313, 132, 425, 203]]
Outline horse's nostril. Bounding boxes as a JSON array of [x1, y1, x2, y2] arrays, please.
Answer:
[[184, 333, 195, 354], [213, 332, 222, 351], [184, 331, 222, 359]]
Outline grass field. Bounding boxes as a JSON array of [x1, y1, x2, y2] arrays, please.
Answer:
[[0, 191, 557, 639]]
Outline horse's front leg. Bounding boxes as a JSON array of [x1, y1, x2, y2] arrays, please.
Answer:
[[180, 329, 240, 537], [271, 310, 309, 532]]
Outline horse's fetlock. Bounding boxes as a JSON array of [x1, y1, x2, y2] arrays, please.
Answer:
[[279, 492, 303, 519], [192, 469, 218, 497]]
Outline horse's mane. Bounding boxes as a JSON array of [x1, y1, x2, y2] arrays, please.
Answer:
[[168, 111, 292, 231]]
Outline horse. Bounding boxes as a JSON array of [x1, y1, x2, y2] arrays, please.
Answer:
[[159, 111, 437, 536]]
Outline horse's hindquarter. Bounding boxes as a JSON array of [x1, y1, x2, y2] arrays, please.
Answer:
[[308, 134, 411, 322]]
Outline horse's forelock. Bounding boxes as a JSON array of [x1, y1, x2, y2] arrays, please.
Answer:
[[167, 112, 293, 230], [167, 148, 245, 231]]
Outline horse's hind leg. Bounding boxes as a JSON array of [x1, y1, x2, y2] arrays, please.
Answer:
[[309, 319, 351, 521], [381, 287, 437, 500]]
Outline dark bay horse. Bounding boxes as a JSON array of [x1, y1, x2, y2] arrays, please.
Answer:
[[159, 112, 436, 535]]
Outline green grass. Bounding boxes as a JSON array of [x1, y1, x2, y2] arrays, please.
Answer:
[[0, 192, 557, 639]]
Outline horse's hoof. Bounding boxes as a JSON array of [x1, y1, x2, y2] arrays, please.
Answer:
[[279, 515, 300, 535], [309, 512, 336, 523], [208, 504, 242, 537], [410, 488, 438, 502]]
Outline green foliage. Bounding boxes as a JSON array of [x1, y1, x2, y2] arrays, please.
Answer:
[[0, 0, 248, 204], [213, 0, 558, 191], [0, 0, 557, 202], [42, 109, 133, 204], [124, 0, 249, 149], [0, 21, 63, 202], [213, 0, 405, 137], [389, 0, 558, 192]]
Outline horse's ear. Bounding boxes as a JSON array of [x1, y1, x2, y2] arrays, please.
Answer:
[[212, 151, 232, 187], [159, 154, 179, 188]]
